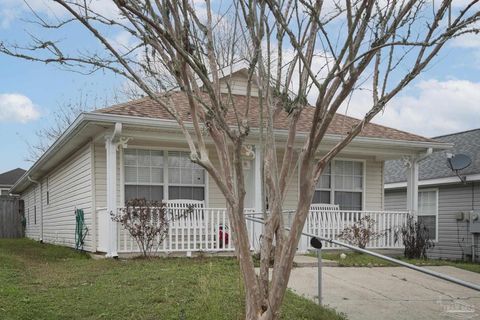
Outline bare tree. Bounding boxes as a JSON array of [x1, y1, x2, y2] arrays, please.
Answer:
[[25, 94, 94, 161], [2, 1, 478, 319]]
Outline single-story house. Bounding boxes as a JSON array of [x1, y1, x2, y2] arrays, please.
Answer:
[[10, 67, 451, 256], [384, 129, 480, 261], [0, 168, 26, 196]]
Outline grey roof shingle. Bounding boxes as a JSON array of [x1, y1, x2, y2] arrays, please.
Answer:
[[385, 129, 480, 184], [0, 168, 26, 187]]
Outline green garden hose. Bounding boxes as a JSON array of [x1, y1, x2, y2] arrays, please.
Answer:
[[75, 209, 89, 251]]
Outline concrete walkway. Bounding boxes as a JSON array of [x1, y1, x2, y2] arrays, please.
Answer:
[[288, 265, 480, 320], [293, 254, 338, 267]]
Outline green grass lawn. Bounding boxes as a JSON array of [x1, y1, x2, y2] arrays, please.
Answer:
[[0, 239, 345, 320], [316, 251, 480, 273]]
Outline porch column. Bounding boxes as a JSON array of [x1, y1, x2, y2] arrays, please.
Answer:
[[405, 156, 419, 217], [254, 144, 263, 213], [105, 135, 118, 258], [252, 144, 263, 251], [104, 123, 128, 258]]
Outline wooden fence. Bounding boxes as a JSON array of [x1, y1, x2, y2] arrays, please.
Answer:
[[0, 196, 24, 238]]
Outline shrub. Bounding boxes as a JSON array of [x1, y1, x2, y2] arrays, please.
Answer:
[[395, 214, 435, 259], [111, 199, 190, 257], [339, 215, 385, 249]]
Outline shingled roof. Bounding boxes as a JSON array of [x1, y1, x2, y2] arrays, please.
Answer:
[[96, 92, 433, 143], [385, 128, 480, 184], [0, 168, 26, 187]]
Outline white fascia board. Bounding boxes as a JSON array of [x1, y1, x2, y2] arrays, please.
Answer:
[[385, 173, 480, 189]]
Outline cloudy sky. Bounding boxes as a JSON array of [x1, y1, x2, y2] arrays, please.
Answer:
[[0, 1, 480, 173]]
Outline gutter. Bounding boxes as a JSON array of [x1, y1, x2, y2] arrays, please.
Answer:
[[386, 173, 480, 189]]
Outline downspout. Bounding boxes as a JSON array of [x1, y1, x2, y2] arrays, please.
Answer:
[[418, 147, 433, 161], [28, 175, 43, 242]]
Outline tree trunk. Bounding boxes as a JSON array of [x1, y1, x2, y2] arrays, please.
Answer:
[[259, 159, 317, 320]]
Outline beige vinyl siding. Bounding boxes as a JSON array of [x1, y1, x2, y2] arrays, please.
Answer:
[[365, 160, 384, 211], [94, 143, 107, 209], [384, 189, 407, 211], [207, 149, 226, 208], [23, 185, 41, 240], [279, 150, 299, 211], [21, 143, 94, 250], [42, 143, 93, 250], [219, 72, 259, 97]]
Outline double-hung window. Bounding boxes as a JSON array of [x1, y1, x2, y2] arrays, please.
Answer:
[[124, 149, 164, 202], [124, 149, 205, 203], [313, 160, 364, 210], [418, 189, 438, 241], [167, 151, 205, 201]]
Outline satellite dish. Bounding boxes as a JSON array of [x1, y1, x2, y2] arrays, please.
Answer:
[[447, 154, 472, 171], [447, 153, 472, 183]]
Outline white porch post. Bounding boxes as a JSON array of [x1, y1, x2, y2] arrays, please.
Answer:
[[252, 144, 263, 251], [254, 144, 263, 214], [405, 156, 419, 217], [104, 123, 128, 258], [105, 135, 118, 258]]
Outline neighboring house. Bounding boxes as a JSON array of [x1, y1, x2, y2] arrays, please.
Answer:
[[384, 129, 480, 261], [0, 168, 26, 196], [10, 67, 450, 256]]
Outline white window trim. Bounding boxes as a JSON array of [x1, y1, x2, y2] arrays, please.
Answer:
[[121, 146, 209, 207], [312, 158, 367, 211], [418, 188, 439, 242]]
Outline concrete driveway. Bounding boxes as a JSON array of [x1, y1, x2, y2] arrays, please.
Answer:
[[288, 266, 480, 320]]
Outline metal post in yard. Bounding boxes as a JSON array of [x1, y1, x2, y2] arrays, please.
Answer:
[[317, 248, 322, 305], [245, 215, 480, 292], [310, 237, 323, 305]]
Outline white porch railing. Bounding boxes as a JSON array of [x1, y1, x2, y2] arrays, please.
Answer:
[[117, 208, 234, 253], [301, 210, 409, 251], [98, 207, 409, 254]]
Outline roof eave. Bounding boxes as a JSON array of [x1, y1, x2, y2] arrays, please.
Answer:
[[12, 111, 450, 193], [89, 112, 452, 151], [10, 113, 91, 193], [385, 173, 480, 189]]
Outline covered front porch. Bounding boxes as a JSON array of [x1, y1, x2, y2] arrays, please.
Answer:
[[95, 121, 439, 256], [96, 205, 410, 255]]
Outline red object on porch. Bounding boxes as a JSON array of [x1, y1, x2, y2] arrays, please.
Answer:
[[219, 225, 229, 248]]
